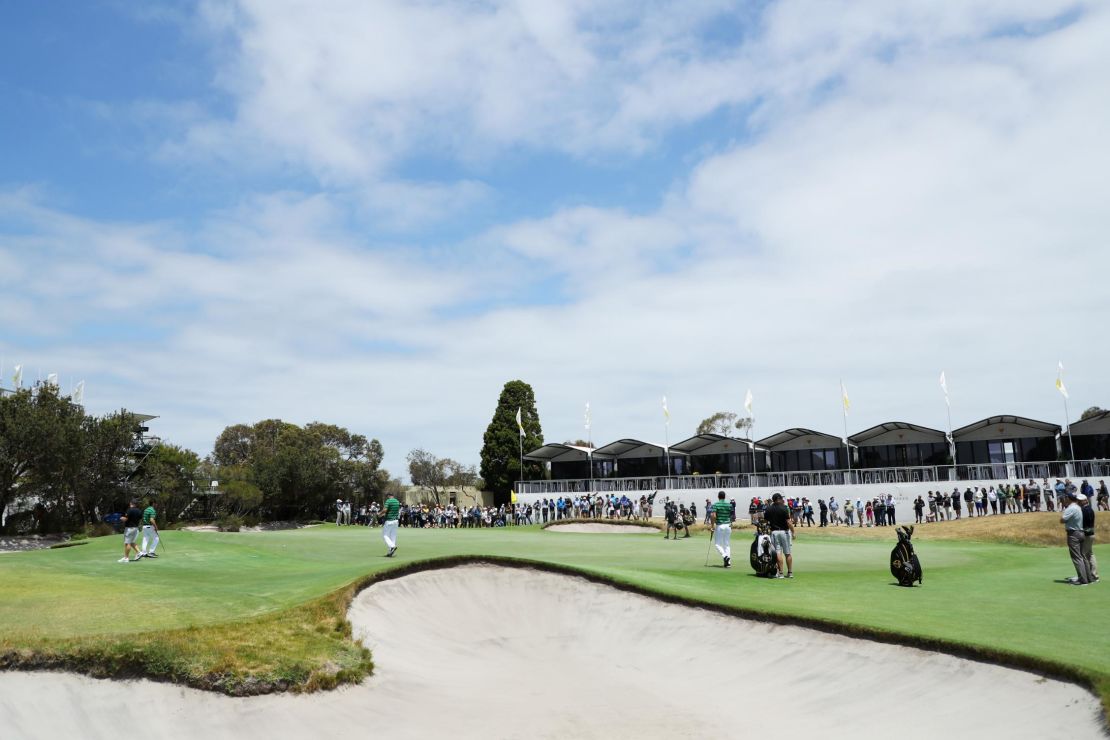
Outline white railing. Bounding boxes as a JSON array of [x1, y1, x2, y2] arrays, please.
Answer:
[[515, 459, 1110, 495]]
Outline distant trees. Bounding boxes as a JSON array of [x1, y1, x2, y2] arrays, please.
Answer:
[[210, 419, 387, 520], [1080, 406, 1107, 421], [0, 386, 152, 532], [480, 380, 543, 506], [407, 449, 479, 505], [696, 411, 754, 437]]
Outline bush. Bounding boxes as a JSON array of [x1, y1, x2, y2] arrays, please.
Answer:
[[84, 522, 116, 538], [217, 515, 243, 532]]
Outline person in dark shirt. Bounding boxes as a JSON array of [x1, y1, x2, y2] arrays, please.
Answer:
[[118, 498, 143, 563], [1081, 496, 1099, 582], [765, 493, 796, 579], [818, 498, 828, 527]]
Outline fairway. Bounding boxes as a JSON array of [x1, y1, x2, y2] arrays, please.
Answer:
[[1, 523, 1107, 699]]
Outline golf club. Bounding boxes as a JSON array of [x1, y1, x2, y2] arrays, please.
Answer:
[[704, 524, 714, 567]]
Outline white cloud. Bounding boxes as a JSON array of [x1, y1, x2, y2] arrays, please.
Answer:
[[4, 2, 1109, 480]]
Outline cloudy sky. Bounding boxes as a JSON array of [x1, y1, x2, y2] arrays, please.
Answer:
[[2, 1, 1107, 478]]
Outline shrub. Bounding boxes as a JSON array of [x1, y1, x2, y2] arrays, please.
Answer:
[[84, 522, 116, 538], [217, 515, 243, 532]]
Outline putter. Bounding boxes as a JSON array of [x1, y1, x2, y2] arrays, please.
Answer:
[[704, 526, 714, 567]]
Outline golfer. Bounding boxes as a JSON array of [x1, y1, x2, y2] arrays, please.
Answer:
[[139, 499, 159, 558], [1061, 491, 1091, 585], [710, 491, 732, 568], [766, 493, 795, 579], [118, 498, 143, 563], [382, 493, 400, 557]]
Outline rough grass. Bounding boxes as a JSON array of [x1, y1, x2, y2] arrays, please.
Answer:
[[796, 511, 1109, 547], [0, 585, 372, 695]]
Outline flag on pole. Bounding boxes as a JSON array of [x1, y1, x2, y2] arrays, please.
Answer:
[[72, 380, 85, 404], [515, 407, 524, 436], [662, 396, 670, 426], [584, 402, 591, 432], [840, 381, 850, 416], [939, 371, 949, 407], [12, 365, 22, 389], [46, 373, 59, 389], [744, 388, 753, 416], [1056, 362, 1069, 399], [510, 489, 518, 504]]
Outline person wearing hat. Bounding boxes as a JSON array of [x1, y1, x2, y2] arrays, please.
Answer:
[[765, 492, 795, 579], [1061, 491, 1092, 585], [710, 491, 732, 566], [118, 498, 143, 563], [336, 498, 345, 526], [1080, 492, 1099, 583]]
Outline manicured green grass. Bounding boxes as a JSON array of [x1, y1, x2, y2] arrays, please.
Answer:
[[0, 524, 1106, 707]]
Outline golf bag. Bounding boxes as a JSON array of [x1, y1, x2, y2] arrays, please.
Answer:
[[750, 521, 777, 577], [890, 525, 923, 587]]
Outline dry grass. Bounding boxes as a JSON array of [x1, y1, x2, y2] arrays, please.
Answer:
[[0, 586, 373, 695], [793, 511, 1109, 547]]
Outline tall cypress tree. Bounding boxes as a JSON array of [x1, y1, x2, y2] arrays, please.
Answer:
[[480, 380, 543, 506]]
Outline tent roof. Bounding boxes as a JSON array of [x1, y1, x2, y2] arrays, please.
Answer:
[[952, 415, 1060, 440], [127, 413, 158, 424], [591, 438, 685, 459], [756, 428, 847, 450], [523, 443, 598, 463], [1066, 410, 1110, 437], [669, 433, 761, 456], [849, 421, 947, 446]]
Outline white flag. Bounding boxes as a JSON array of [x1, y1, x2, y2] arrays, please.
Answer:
[[1056, 361, 1068, 399], [12, 365, 21, 389], [744, 388, 753, 416], [46, 373, 59, 388], [840, 381, 850, 416], [73, 380, 85, 404], [515, 406, 524, 436], [662, 396, 670, 426], [939, 371, 949, 407], [584, 402, 591, 432]]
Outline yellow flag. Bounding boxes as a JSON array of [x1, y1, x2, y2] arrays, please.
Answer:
[[840, 381, 850, 415], [1056, 362, 1069, 399], [510, 489, 518, 503]]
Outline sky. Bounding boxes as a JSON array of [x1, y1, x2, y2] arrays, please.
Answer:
[[2, 1, 1108, 480]]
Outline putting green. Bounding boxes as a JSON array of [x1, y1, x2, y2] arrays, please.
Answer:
[[0, 524, 1106, 704]]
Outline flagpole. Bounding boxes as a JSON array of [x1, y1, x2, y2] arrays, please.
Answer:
[[1063, 396, 1076, 462], [840, 380, 851, 472]]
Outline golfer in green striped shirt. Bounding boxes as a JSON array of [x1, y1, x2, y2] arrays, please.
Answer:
[[710, 490, 733, 568], [382, 494, 400, 557]]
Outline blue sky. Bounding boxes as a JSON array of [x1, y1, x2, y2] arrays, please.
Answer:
[[2, 1, 1108, 480]]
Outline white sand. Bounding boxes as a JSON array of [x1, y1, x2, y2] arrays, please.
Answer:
[[0, 565, 1102, 739], [547, 522, 657, 533]]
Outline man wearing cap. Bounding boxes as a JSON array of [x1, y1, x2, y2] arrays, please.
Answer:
[[336, 499, 344, 526], [765, 493, 795, 579], [710, 491, 732, 567], [118, 498, 143, 563], [1080, 492, 1099, 583], [138, 498, 159, 558], [1061, 491, 1092, 585]]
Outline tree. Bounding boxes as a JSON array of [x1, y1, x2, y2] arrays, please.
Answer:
[[136, 443, 201, 523], [696, 411, 738, 436], [209, 419, 387, 520], [563, 439, 591, 447], [407, 448, 478, 505], [1080, 407, 1107, 421], [480, 380, 543, 505]]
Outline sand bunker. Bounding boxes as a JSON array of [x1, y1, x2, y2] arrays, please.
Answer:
[[0, 565, 1102, 739], [547, 522, 657, 533]]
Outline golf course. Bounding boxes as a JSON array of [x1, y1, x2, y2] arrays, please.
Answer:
[[0, 514, 1107, 730]]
